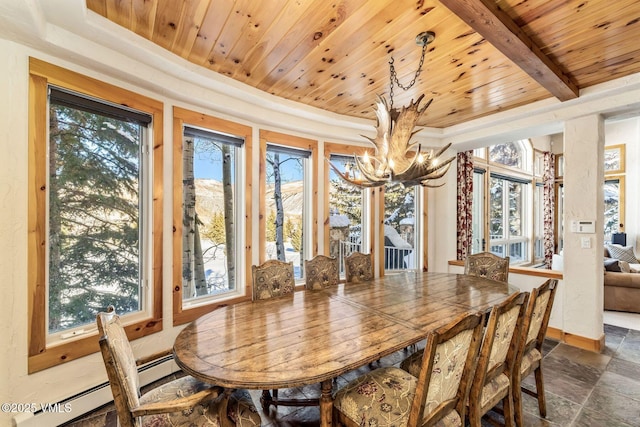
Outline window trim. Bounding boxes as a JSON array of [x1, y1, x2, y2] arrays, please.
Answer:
[[27, 57, 164, 373], [172, 107, 253, 325], [259, 130, 318, 290], [604, 143, 626, 175]]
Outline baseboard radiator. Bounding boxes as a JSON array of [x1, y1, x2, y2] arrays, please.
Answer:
[[13, 355, 179, 427]]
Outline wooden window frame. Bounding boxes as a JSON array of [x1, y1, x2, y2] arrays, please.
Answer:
[[258, 130, 318, 289], [172, 107, 253, 325], [27, 57, 164, 373], [604, 143, 626, 175]]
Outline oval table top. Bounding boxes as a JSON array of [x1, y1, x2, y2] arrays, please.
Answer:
[[173, 271, 517, 390]]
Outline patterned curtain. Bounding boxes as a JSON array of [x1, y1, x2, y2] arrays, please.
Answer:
[[457, 151, 474, 260], [543, 152, 556, 268]]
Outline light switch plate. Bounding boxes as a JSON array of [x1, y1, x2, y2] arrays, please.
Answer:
[[581, 237, 591, 249]]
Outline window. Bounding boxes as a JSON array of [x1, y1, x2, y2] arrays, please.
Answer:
[[172, 107, 253, 325], [603, 144, 625, 243], [533, 183, 545, 263], [383, 183, 420, 271], [259, 131, 318, 284], [471, 170, 485, 253], [604, 178, 624, 244], [472, 140, 534, 265], [28, 58, 163, 372], [327, 153, 369, 276], [489, 175, 530, 263], [604, 144, 625, 174], [489, 141, 527, 170], [47, 88, 150, 336], [324, 143, 373, 278], [556, 184, 564, 253]]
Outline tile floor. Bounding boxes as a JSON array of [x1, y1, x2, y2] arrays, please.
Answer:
[[63, 322, 640, 427]]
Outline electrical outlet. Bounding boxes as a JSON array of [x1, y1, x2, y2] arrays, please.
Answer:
[[581, 237, 591, 249]]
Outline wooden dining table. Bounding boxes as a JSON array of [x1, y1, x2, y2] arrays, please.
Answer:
[[173, 271, 518, 427]]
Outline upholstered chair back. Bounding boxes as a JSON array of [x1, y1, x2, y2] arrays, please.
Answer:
[[251, 260, 295, 300], [468, 291, 529, 427], [304, 255, 339, 290], [344, 252, 373, 283], [464, 252, 510, 283]]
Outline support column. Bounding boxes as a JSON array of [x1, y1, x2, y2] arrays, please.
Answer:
[[563, 114, 605, 350]]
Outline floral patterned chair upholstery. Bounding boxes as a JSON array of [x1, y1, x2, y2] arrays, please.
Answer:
[[344, 252, 374, 283], [464, 252, 510, 283], [251, 259, 295, 300], [304, 255, 339, 290], [96, 307, 260, 427], [467, 291, 529, 427], [333, 311, 484, 427], [513, 279, 558, 427]]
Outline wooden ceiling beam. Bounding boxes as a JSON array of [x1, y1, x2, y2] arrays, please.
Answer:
[[439, 0, 579, 101]]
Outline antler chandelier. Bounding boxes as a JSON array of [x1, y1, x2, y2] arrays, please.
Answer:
[[330, 31, 454, 188]]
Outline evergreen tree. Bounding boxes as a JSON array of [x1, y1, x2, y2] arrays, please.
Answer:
[[202, 211, 226, 246], [329, 176, 363, 226], [289, 217, 302, 253], [384, 182, 414, 230], [266, 210, 277, 242], [48, 104, 141, 332]]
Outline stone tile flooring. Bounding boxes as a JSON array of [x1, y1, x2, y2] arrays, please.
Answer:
[[63, 324, 640, 426]]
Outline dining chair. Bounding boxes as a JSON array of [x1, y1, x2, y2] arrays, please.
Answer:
[[467, 291, 529, 427], [96, 307, 260, 427], [251, 259, 295, 300], [304, 255, 339, 290], [344, 251, 374, 283], [251, 259, 318, 411], [333, 311, 484, 427], [464, 252, 510, 283], [513, 279, 559, 427]]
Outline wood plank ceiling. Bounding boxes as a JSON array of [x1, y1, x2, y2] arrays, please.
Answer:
[[86, 0, 640, 128]]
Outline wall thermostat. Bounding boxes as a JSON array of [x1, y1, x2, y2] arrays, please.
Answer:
[[570, 220, 596, 233]]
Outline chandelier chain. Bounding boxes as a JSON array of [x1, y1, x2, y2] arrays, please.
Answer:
[[388, 41, 428, 110]]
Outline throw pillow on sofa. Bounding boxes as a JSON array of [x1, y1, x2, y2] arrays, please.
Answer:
[[618, 260, 632, 273], [606, 244, 639, 264], [604, 258, 622, 272]]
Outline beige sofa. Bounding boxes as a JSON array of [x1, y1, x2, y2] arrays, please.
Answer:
[[604, 247, 640, 313], [553, 249, 640, 313]]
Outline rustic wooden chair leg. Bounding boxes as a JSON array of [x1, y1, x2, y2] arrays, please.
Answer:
[[534, 367, 547, 417], [512, 375, 524, 427], [468, 404, 481, 427], [503, 394, 515, 427]]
